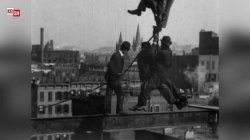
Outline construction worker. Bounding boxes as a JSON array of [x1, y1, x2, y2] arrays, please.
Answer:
[[156, 36, 188, 109], [128, 0, 175, 34], [132, 42, 155, 110], [129, 36, 188, 111], [104, 41, 131, 115]]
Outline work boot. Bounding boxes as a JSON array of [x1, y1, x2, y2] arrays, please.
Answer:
[[175, 97, 188, 110], [129, 105, 147, 111], [127, 9, 141, 16]]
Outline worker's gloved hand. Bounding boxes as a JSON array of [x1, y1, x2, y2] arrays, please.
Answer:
[[153, 26, 162, 35], [153, 34, 159, 43]]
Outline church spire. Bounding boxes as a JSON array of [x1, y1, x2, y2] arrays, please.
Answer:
[[133, 24, 141, 51], [116, 32, 123, 51]]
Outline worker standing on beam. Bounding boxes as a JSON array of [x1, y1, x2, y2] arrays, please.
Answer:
[[128, 0, 175, 35], [103, 41, 131, 115], [129, 36, 188, 111]]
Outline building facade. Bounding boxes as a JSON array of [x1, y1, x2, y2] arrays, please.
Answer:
[[36, 84, 72, 118], [43, 50, 80, 64], [35, 82, 103, 118], [198, 30, 219, 93], [31, 44, 43, 63], [31, 132, 74, 140]]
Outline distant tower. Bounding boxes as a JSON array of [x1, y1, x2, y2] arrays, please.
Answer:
[[116, 32, 123, 51], [40, 28, 44, 63], [132, 24, 141, 51]]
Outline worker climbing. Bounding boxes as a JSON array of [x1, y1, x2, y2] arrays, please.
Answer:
[[128, 0, 175, 39]]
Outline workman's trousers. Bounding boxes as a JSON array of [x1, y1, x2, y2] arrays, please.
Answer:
[[136, 0, 157, 13], [104, 79, 124, 114], [136, 0, 174, 29], [137, 73, 179, 106], [155, 0, 174, 28]]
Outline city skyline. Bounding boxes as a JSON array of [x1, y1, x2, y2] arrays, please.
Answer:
[[31, 0, 219, 50]]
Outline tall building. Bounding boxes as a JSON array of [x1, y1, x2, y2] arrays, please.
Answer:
[[31, 44, 43, 63], [31, 28, 44, 63], [199, 30, 219, 55], [198, 30, 219, 93]]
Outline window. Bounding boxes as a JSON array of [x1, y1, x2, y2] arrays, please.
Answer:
[[150, 106, 153, 112], [48, 92, 53, 102], [64, 91, 70, 100], [47, 135, 52, 140], [155, 105, 160, 112], [62, 134, 69, 140], [48, 106, 52, 115], [56, 92, 62, 100], [201, 61, 204, 66], [63, 104, 69, 113], [206, 61, 210, 70], [212, 61, 215, 70], [39, 136, 44, 140], [206, 73, 217, 82], [55, 135, 60, 140], [211, 74, 217, 82], [40, 92, 44, 102], [38, 105, 45, 114], [206, 74, 210, 82], [56, 105, 62, 114]]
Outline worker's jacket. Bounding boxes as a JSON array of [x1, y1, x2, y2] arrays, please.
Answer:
[[155, 46, 172, 81], [137, 48, 156, 81]]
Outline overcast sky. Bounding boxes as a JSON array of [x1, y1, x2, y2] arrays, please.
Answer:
[[31, 0, 219, 50]]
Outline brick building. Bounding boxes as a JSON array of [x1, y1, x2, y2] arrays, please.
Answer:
[[43, 50, 80, 64]]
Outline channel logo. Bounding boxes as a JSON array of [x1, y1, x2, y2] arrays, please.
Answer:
[[7, 8, 21, 17]]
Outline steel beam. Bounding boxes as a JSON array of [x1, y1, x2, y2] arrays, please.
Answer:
[[32, 111, 211, 134]]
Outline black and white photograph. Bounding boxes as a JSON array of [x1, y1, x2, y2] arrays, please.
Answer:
[[30, 0, 219, 140], [2, 0, 250, 140]]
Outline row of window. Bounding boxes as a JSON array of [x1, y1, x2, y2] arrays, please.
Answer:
[[39, 91, 71, 102], [43, 59, 78, 63], [44, 53, 78, 58], [38, 104, 70, 114], [200, 60, 216, 70], [31, 134, 71, 140], [205, 73, 217, 82]]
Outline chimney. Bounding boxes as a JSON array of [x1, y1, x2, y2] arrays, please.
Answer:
[[40, 28, 44, 48], [40, 28, 44, 63]]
